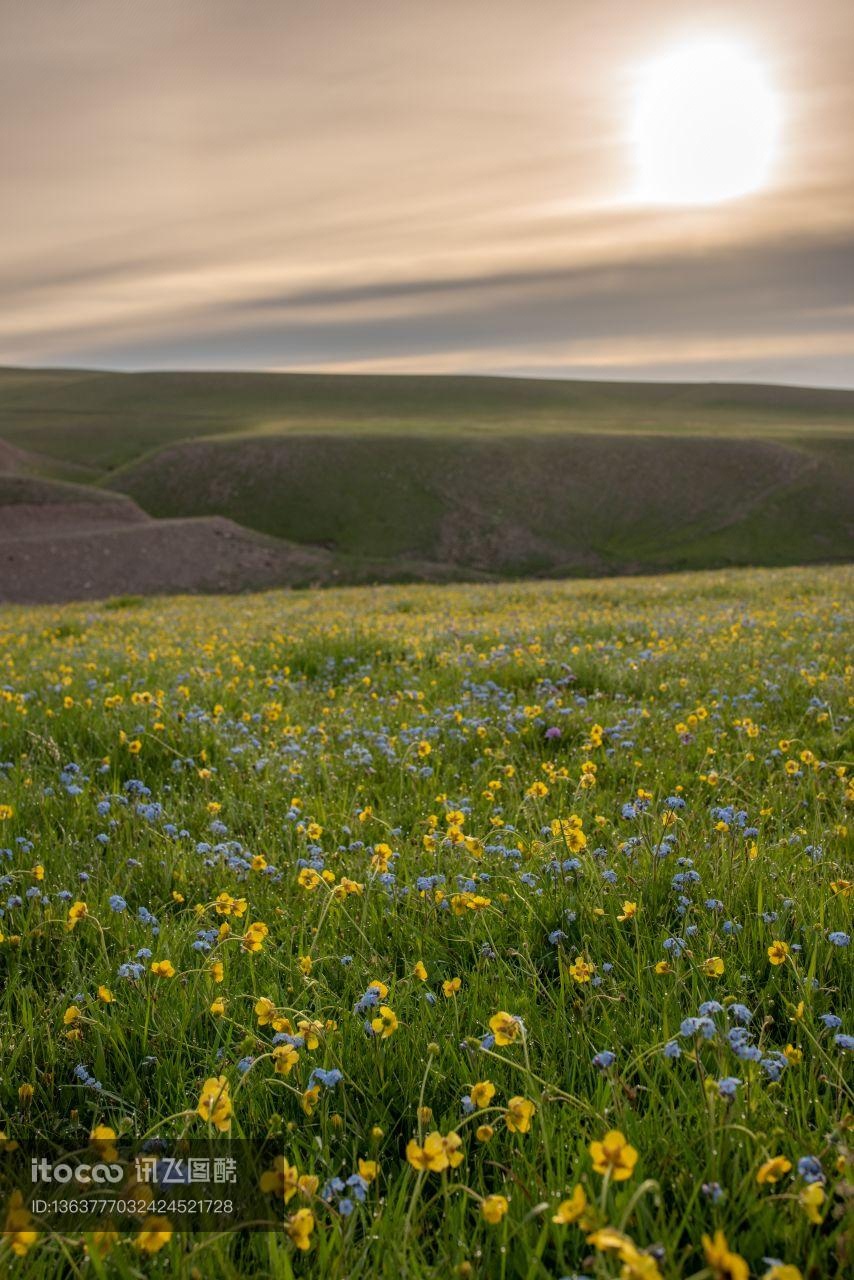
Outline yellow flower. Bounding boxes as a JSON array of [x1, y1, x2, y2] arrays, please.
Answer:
[[552, 1184, 587, 1225], [371, 1005, 398, 1038], [476, 1124, 494, 1142], [209, 997, 225, 1016], [297, 1018, 323, 1049], [273, 1044, 300, 1075], [702, 1229, 749, 1280], [799, 1181, 824, 1224], [768, 940, 790, 965], [210, 960, 224, 983], [654, 960, 673, 975], [569, 956, 595, 983], [298, 954, 313, 975], [756, 1155, 792, 1185], [66, 901, 88, 930], [587, 1225, 633, 1252], [702, 956, 725, 978], [286, 1207, 315, 1251], [135, 1215, 172, 1253], [442, 977, 461, 998], [763, 1267, 803, 1280], [255, 996, 277, 1026], [505, 1096, 535, 1134], [301, 1085, 321, 1116], [63, 1004, 82, 1026], [470, 1081, 495, 1109], [2, 1190, 37, 1256], [90, 1125, 118, 1161], [489, 1011, 522, 1045], [442, 1131, 465, 1168], [196, 1076, 232, 1132], [18, 1084, 34, 1105], [481, 1194, 509, 1224], [784, 1043, 803, 1064], [413, 961, 428, 981], [0, 804, 14, 821], [589, 1130, 638, 1181], [87, 1228, 119, 1258], [150, 960, 175, 978], [97, 986, 114, 1003], [358, 1158, 378, 1183], [617, 900, 638, 921], [260, 1156, 300, 1201], [586, 1225, 662, 1279], [241, 921, 269, 952], [406, 1131, 450, 1172]]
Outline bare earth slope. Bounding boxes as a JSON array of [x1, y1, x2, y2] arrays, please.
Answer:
[[0, 475, 337, 603]]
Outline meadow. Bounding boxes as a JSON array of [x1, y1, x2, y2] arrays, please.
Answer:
[[0, 564, 851, 1278]]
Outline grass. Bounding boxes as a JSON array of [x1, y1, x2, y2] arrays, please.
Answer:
[[0, 563, 851, 1278]]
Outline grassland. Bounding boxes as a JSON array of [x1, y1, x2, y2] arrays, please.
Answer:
[[0, 565, 851, 1278], [0, 369, 852, 592], [3, 369, 854, 471]]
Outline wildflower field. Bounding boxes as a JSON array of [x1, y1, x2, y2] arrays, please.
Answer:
[[0, 565, 851, 1279]]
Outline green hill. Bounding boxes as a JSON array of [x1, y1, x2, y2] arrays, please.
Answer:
[[0, 367, 851, 588]]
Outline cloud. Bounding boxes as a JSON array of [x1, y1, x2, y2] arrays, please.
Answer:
[[2, 0, 854, 383]]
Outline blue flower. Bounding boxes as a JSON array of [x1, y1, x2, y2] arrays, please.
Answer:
[[797, 1156, 824, 1184], [308, 1068, 342, 1090], [717, 1076, 741, 1099], [680, 1016, 716, 1040], [592, 1050, 615, 1070]]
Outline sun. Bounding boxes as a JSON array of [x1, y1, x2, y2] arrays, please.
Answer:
[[632, 38, 781, 206]]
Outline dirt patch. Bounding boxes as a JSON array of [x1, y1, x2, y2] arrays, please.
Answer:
[[0, 499, 150, 538], [0, 516, 335, 603]]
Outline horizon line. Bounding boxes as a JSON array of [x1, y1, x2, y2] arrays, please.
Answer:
[[3, 363, 854, 396]]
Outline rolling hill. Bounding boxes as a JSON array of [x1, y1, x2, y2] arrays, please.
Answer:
[[0, 367, 852, 601]]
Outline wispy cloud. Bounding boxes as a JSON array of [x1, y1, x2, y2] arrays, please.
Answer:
[[2, 0, 853, 383]]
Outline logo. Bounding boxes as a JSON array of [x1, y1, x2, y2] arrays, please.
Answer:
[[31, 1158, 123, 1185]]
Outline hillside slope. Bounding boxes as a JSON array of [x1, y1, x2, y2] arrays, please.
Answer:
[[0, 368, 851, 597], [109, 431, 853, 576]]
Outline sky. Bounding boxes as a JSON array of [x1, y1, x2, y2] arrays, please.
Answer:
[[2, 0, 854, 385]]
